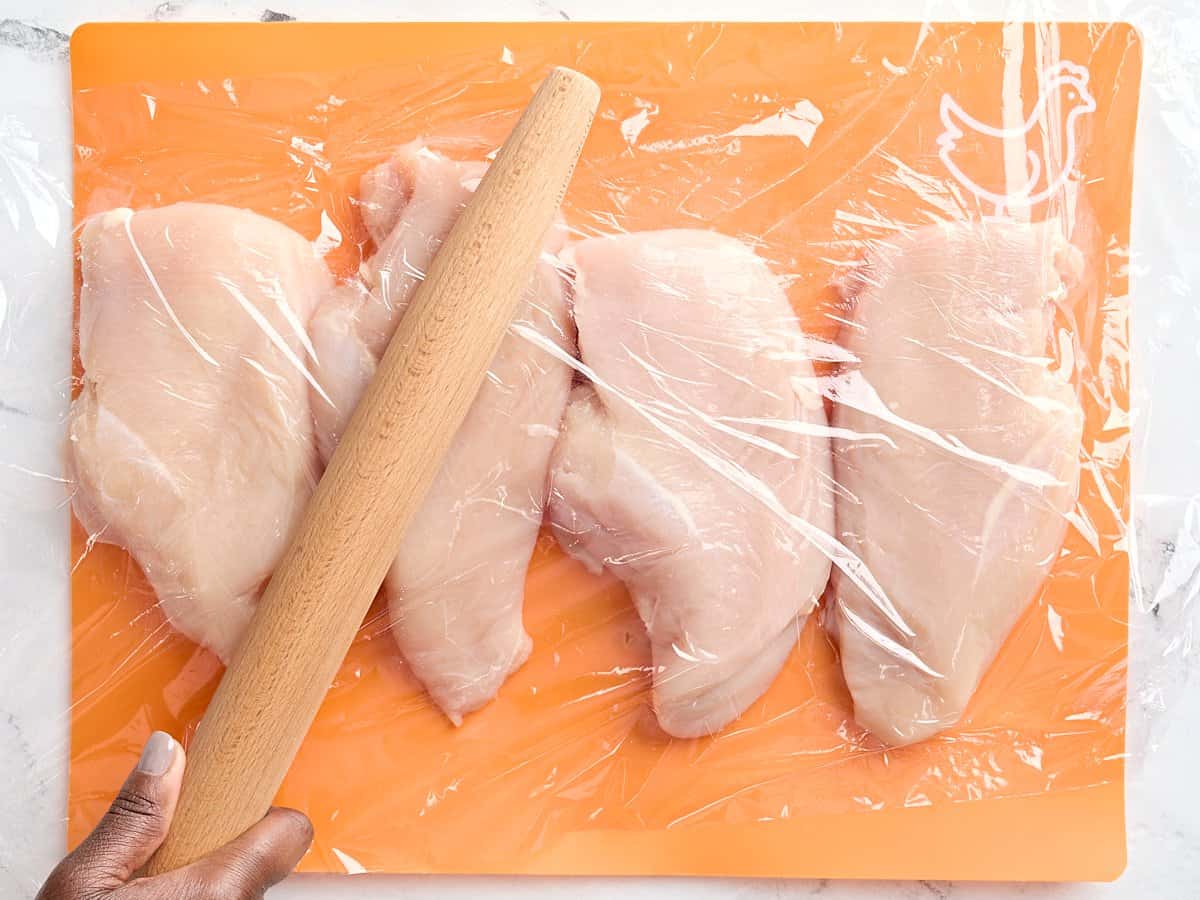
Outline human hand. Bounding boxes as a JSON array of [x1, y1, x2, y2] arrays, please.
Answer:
[[37, 731, 312, 899]]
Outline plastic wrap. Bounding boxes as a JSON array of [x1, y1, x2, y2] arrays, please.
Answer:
[[2, 10, 1196, 888]]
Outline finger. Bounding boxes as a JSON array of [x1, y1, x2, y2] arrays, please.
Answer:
[[166, 807, 313, 899], [69, 731, 185, 885]]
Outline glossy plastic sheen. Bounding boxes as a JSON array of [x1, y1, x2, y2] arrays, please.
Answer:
[[63, 21, 1140, 882]]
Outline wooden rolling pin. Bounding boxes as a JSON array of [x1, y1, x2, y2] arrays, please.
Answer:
[[145, 66, 600, 875]]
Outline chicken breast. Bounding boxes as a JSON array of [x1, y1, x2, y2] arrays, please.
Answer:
[[68, 203, 328, 661], [310, 143, 574, 723], [829, 219, 1083, 746], [310, 144, 492, 460], [548, 230, 834, 739]]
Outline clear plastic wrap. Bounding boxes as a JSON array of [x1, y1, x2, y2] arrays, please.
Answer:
[[3, 9, 1197, 889]]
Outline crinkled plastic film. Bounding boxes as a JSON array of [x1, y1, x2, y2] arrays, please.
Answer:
[[52, 18, 1148, 881]]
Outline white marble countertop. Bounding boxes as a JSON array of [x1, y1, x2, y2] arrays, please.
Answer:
[[2, 1, 1199, 897]]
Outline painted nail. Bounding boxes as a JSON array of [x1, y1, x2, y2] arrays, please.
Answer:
[[136, 731, 176, 776]]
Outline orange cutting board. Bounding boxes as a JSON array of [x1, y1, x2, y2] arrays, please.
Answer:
[[68, 21, 1139, 880]]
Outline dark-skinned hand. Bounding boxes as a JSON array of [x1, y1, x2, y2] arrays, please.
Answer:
[[37, 732, 312, 899]]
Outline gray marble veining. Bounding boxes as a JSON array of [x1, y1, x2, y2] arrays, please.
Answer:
[[0, 19, 68, 58]]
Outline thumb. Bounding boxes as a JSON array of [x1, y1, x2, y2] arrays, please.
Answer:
[[71, 731, 186, 885]]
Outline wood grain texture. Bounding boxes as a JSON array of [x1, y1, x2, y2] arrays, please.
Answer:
[[144, 66, 600, 875]]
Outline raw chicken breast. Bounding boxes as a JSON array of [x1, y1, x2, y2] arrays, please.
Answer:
[[68, 203, 328, 662], [310, 143, 574, 723], [311, 144, 492, 460], [829, 219, 1083, 747], [548, 230, 834, 739]]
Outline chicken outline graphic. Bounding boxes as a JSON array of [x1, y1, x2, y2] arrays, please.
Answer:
[[937, 60, 1097, 215]]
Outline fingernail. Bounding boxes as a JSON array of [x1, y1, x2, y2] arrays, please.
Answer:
[[137, 731, 176, 776]]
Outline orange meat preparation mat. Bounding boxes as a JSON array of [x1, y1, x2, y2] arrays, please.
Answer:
[[69, 21, 1139, 880]]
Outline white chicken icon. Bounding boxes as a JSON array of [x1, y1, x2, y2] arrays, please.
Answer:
[[937, 60, 1096, 215]]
